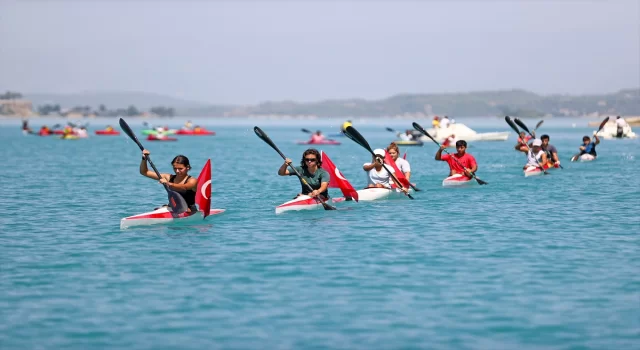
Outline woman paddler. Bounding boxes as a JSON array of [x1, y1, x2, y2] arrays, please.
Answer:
[[278, 148, 330, 200], [140, 149, 198, 213], [363, 148, 407, 193]]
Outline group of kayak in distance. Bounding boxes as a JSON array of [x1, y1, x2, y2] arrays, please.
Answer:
[[117, 115, 623, 229]]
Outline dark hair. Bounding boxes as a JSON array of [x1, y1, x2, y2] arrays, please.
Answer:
[[455, 140, 467, 147], [541, 134, 549, 141], [582, 136, 591, 141], [171, 155, 191, 170], [301, 148, 322, 168]]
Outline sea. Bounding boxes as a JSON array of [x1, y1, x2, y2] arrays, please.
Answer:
[[1, 116, 639, 350]]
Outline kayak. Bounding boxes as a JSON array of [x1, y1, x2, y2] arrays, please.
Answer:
[[95, 130, 120, 135], [523, 165, 546, 177], [296, 140, 341, 145], [141, 129, 178, 135], [442, 174, 475, 187], [120, 207, 225, 229], [146, 135, 177, 141], [354, 187, 413, 201], [61, 135, 79, 140], [175, 129, 216, 136], [393, 140, 424, 147], [275, 195, 337, 214], [571, 154, 596, 162]]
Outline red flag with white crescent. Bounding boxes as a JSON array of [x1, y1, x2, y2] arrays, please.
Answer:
[[321, 151, 359, 202], [195, 159, 211, 218], [384, 152, 411, 189]]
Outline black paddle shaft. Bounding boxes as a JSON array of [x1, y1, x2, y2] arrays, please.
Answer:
[[412, 122, 487, 185], [254, 126, 336, 210], [119, 118, 188, 214], [505, 117, 549, 174], [343, 126, 414, 198]]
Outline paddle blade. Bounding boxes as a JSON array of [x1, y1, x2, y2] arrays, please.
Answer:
[[597, 117, 610, 133], [504, 116, 521, 134], [534, 120, 544, 130], [119, 118, 144, 150], [344, 126, 373, 153], [301, 128, 312, 134], [254, 126, 286, 160], [514, 118, 532, 135], [167, 188, 189, 214], [412, 122, 439, 145], [475, 177, 488, 185], [385, 127, 395, 132]]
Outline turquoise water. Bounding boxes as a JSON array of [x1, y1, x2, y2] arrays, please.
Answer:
[[2, 118, 639, 349]]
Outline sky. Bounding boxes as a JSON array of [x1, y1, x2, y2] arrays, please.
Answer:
[[1, 0, 639, 105]]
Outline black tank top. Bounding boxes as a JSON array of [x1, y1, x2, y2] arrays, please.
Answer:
[[169, 175, 196, 206]]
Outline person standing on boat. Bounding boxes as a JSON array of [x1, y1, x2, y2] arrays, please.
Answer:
[[519, 139, 548, 170], [279, 149, 330, 199], [435, 140, 477, 179], [439, 116, 450, 129], [540, 134, 560, 168], [140, 150, 198, 213], [432, 116, 440, 128], [397, 130, 414, 141], [615, 116, 627, 138], [577, 133, 600, 159], [310, 130, 326, 143], [387, 143, 411, 181]]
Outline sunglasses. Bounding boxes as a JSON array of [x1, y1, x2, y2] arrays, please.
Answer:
[[304, 158, 317, 162]]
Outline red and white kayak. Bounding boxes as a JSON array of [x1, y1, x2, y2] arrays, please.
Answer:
[[175, 129, 215, 135], [296, 140, 341, 145], [120, 207, 225, 229], [275, 195, 332, 214], [442, 173, 475, 187], [146, 135, 178, 141], [524, 165, 545, 177], [354, 187, 413, 201], [571, 154, 596, 162]]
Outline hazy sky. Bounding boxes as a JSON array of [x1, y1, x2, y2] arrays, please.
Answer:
[[1, 0, 638, 104]]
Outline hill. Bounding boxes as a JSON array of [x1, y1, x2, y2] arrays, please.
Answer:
[[24, 91, 207, 110]]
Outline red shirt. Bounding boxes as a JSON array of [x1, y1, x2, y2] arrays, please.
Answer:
[[441, 153, 477, 177]]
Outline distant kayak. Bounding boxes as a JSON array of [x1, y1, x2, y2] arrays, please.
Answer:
[[296, 140, 341, 145], [146, 135, 177, 142], [141, 129, 177, 136], [393, 140, 423, 147], [95, 130, 120, 135], [175, 129, 216, 136], [571, 154, 596, 162], [61, 135, 79, 140]]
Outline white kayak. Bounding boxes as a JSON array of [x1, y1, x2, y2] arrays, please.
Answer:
[[275, 195, 328, 214], [355, 187, 413, 201], [571, 154, 596, 162], [442, 174, 476, 187], [120, 207, 225, 229], [524, 165, 545, 177]]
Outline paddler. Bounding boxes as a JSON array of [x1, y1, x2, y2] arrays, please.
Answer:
[[278, 149, 330, 199], [38, 125, 51, 136], [193, 125, 202, 132], [140, 150, 198, 213], [435, 140, 477, 179], [340, 120, 353, 133], [397, 130, 414, 141], [515, 131, 533, 152], [310, 130, 325, 143], [363, 149, 407, 192], [575, 133, 600, 159], [22, 119, 32, 133], [183, 120, 193, 130], [105, 125, 114, 132], [540, 134, 560, 168], [387, 143, 411, 181], [518, 139, 548, 170]]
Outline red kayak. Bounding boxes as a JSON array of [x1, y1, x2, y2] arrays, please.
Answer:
[[95, 130, 120, 135], [296, 140, 341, 145], [175, 129, 215, 136], [146, 135, 177, 141]]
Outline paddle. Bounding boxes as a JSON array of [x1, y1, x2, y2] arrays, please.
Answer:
[[385, 127, 396, 133], [571, 116, 609, 162], [515, 118, 563, 169], [254, 126, 336, 210], [343, 126, 414, 198], [301, 128, 312, 134], [413, 122, 488, 185], [119, 118, 189, 215], [505, 116, 548, 174]]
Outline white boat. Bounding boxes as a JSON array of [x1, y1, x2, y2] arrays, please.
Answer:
[[571, 154, 596, 162], [598, 124, 637, 139], [442, 174, 476, 187], [355, 187, 413, 201], [418, 123, 510, 143], [275, 195, 335, 214], [120, 207, 225, 229], [524, 166, 545, 177]]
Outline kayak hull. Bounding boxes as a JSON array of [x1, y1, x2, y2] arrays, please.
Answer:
[[296, 140, 341, 145], [141, 129, 178, 135], [120, 207, 225, 229], [524, 166, 545, 177], [95, 130, 120, 135], [275, 195, 328, 214], [355, 187, 412, 201], [146, 135, 178, 141], [442, 174, 475, 187], [393, 140, 424, 147], [571, 154, 596, 162], [175, 129, 216, 136]]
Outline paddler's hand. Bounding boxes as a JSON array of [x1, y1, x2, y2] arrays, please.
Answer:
[[142, 149, 150, 158], [159, 178, 168, 185], [309, 190, 320, 198], [464, 168, 473, 177], [440, 144, 447, 150], [284, 158, 292, 166], [555, 161, 561, 166], [579, 146, 585, 151]]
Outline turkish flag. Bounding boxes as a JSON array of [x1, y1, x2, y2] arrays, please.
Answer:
[[195, 159, 211, 218]]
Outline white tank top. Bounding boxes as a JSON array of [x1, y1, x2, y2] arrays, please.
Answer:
[[364, 163, 395, 187], [527, 149, 545, 166]]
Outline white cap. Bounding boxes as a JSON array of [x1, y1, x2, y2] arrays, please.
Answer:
[[373, 148, 386, 157], [532, 139, 542, 147]]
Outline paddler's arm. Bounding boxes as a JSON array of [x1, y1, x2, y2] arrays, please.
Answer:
[[278, 158, 293, 176], [435, 145, 445, 160], [540, 153, 548, 165], [139, 150, 162, 180], [594, 133, 600, 145], [310, 181, 329, 198], [404, 171, 411, 181], [362, 157, 379, 171]]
